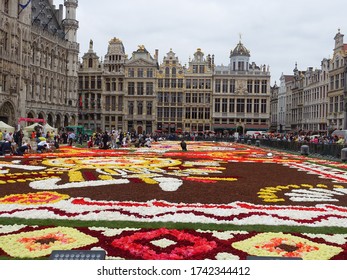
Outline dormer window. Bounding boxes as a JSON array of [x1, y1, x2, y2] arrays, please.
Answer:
[[88, 58, 93, 68]]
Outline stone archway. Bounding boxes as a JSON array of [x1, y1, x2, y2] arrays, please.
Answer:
[[38, 112, 45, 121], [0, 102, 15, 126], [47, 114, 54, 126], [64, 115, 69, 127], [55, 115, 62, 129]]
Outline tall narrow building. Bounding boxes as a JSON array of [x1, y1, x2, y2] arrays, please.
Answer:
[[213, 40, 270, 134]]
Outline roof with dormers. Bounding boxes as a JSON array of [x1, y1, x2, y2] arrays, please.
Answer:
[[230, 41, 250, 57]]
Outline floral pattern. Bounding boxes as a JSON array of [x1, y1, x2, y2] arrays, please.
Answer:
[[0, 141, 346, 259]]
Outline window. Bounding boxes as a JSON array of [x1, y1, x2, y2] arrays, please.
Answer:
[[177, 108, 183, 118], [199, 65, 205, 73], [137, 82, 144, 95], [229, 99, 235, 113], [238, 61, 244, 71], [192, 93, 198, 103], [111, 96, 116, 111], [192, 79, 198, 89], [186, 92, 191, 103], [185, 108, 191, 119], [222, 98, 228, 113], [222, 79, 228, 93], [206, 79, 211, 89], [193, 65, 198, 73], [158, 92, 163, 103], [128, 82, 135, 95], [205, 108, 210, 119], [236, 99, 245, 113], [171, 79, 176, 88], [128, 68, 134, 77], [158, 79, 163, 88], [171, 93, 177, 104], [215, 79, 221, 92], [192, 108, 197, 119], [215, 98, 221, 112], [146, 82, 153, 95], [335, 74, 339, 89], [178, 79, 183, 88], [199, 79, 205, 89], [261, 80, 267, 93], [138, 68, 144, 78], [247, 80, 253, 93], [157, 107, 163, 118], [160, 92, 167, 103], [186, 79, 191, 89], [171, 108, 176, 118], [261, 99, 267, 113], [330, 76, 334, 90], [147, 68, 153, 78], [177, 92, 183, 103], [334, 96, 339, 112], [90, 77, 95, 89], [254, 99, 259, 114], [165, 79, 170, 88], [164, 107, 170, 118], [199, 108, 204, 119], [172, 67, 176, 76], [254, 80, 260, 93], [97, 76, 102, 89], [199, 93, 204, 103], [88, 58, 93, 68], [137, 101, 143, 115], [128, 101, 134, 115], [247, 99, 252, 113]]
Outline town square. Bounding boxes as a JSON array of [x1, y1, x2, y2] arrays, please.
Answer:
[[1, 2, 347, 277]]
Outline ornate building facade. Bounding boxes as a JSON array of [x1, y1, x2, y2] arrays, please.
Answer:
[[78, 38, 271, 134], [0, 0, 79, 128], [213, 41, 271, 134], [185, 48, 213, 132], [157, 49, 185, 133]]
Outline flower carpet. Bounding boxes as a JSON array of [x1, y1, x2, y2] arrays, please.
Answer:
[[0, 141, 347, 260]]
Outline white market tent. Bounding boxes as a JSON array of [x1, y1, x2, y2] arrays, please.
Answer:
[[0, 121, 15, 133], [23, 123, 43, 137], [43, 123, 58, 134]]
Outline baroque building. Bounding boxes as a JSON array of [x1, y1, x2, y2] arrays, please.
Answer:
[[185, 48, 213, 132], [213, 40, 271, 134], [157, 49, 185, 133], [124, 45, 157, 134], [327, 30, 347, 130], [0, 0, 79, 128], [78, 38, 271, 134]]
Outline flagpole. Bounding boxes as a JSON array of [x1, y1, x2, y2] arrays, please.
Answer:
[[18, 0, 32, 16]]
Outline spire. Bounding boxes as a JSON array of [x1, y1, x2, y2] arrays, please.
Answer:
[[63, 0, 79, 42]]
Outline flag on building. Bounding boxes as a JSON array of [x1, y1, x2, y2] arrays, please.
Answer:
[[19, 0, 32, 10]]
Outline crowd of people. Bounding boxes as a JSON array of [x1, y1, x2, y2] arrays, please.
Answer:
[[1, 124, 346, 157], [248, 131, 346, 145]]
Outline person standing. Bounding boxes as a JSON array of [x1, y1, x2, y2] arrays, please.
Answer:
[[68, 131, 76, 146], [180, 139, 187, 151]]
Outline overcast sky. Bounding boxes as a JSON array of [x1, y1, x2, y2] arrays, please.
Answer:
[[57, 0, 347, 84]]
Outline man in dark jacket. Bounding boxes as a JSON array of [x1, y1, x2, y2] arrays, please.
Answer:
[[180, 140, 187, 151]]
